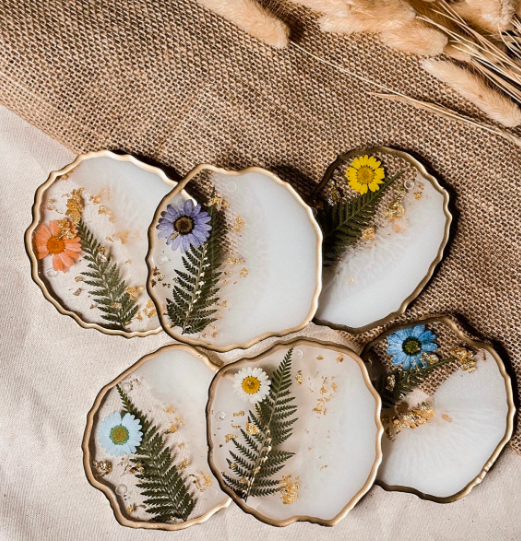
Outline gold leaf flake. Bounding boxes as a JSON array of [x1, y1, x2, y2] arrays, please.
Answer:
[[125, 285, 145, 301], [209, 196, 229, 210], [280, 475, 300, 505], [90, 304, 97, 309], [386, 375, 396, 391], [414, 191, 423, 200], [317, 355, 323, 361], [66, 188, 84, 225], [295, 370, 302, 386], [144, 300, 157, 318], [110, 301, 122, 310], [75, 276, 84, 282], [166, 404, 175, 414], [226, 257, 244, 265], [331, 382, 338, 393], [115, 230, 129, 244], [233, 411, 245, 417], [179, 458, 190, 469], [233, 216, 245, 233], [89, 194, 101, 205], [73, 288, 82, 296], [245, 422, 259, 435], [225, 434, 237, 443], [442, 413, 453, 423], [163, 423, 178, 434], [125, 259, 132, 265], [92, 460, 112, 476], [231, 423, 241, 430], [384, 198, 405, 222], [105, 236, 114, 243], [384, 402, 435, 440], [361, 225, 376, 241], [240, 267, 248, 278], [320, 465, 328, 471], [451, 346, 477, 372], [336, 354, 344, 363]]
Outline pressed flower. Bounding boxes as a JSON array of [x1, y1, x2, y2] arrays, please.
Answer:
[[34, 220, 82, 273], [157, 199, 212, 252], [346, 155, 385, 194], [98, 411, 143, 457], [233, 366, 271, 404], [386, 325, 439, 370]]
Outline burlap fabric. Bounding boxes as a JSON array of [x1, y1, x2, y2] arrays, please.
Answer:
[[0, 0, 519, 452]]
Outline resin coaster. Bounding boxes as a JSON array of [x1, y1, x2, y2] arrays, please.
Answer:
[[206, 339, 383, 526], [26, 151, 177, 337], [146, 165, 322, 352], [314, 147, 451, 332], [361, 316, 515, 502], [83, 345, 230, 530]]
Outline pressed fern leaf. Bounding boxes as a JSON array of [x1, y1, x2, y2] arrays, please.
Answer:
[[318, 171, 402, 263], [166, 193, 223, 335], [223, 349, 298, 502], [116, 385, 196, 523], [77, 220, 139, 332], [376, 357, 456, 410]]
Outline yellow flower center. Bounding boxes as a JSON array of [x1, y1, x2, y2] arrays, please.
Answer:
[[174, 216, 194, 235], [403, 337, 422, 355], [47, 236, 65, 254], [242, 376, 261, 394], [110, 425, 130, 445], [356, 166, 375, 185]]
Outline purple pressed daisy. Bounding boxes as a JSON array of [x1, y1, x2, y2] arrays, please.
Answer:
[[156, 198, 212, 252]]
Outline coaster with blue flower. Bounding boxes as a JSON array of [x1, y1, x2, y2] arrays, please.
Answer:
[[361, 315, 515, 502], [313, 147, 452, 333], [146, 164, 322, 353], [83, 344, 230, 530]]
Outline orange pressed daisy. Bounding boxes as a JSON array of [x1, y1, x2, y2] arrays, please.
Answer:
[[34, 220, 82, 273]]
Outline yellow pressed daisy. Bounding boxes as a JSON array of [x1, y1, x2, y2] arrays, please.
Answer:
[[346, 155, 385, 194], [233, 367, 271, 404]]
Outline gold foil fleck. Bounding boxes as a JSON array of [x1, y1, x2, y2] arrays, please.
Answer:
[[442, 413, 453, 423], [66, 188, 84, 225], [227, 257, 244, 265], [233, 216, 245, 233], [451, 346, 477, 372], [320, 465, 328, 471], [295, 370, 303, 386], [116, 230, 130, 244], [233, 411, 245, 417], [384, 402, 435, 440], [386, 375, 396, 392], [144, 300, 157, 318], [317, 355, 323, 361], [209, 196, 229, 210], [231, 423, 241, 430], [89, 194, 101, 205], [90, 304, 97, 310], [361, 225, 376, 241], [110, 301, 122, 310], [75, 276, 84, 282], [163, 423, 178, 434], [125, 285, 145, 301], [336, 354, 344, 363], [179, 458, 189, 469], [240, 267, 248, 278], [414, 192, 423, 200], [384, 198, 405, 222], [125, 259, 132, 265], [73, 288, 82, 296], [92, 460, 112, 476], [422, 353, 440, 365], [245, 422, 259, 435], [280, 475, 300, 505], [225, 434, 237, 443]]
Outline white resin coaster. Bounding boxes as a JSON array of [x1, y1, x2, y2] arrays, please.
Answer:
[[83, 345, 230, 531], [147, 165, 322, 352], [362, 316, 515, 502], [26, 151, 177, 337], [207, 339, 383, 526], [315, 148, 451, 332]]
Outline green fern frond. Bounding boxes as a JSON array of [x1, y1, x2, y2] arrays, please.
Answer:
[[376, 357, 456, 410], [166, 191, 223, 335], [318, 171, 402, 263], [116, 385, 196, 523], [224, 349, 298, 502], [77, 220, 138, 332]]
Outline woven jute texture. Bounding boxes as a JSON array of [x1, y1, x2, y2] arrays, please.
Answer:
[[0, 0, 519, 452]]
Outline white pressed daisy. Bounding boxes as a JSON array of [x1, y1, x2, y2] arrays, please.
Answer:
[[233, 366, 271, 404], [98, 411, 143, 457]]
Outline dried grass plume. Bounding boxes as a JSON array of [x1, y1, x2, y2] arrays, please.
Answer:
[[197, 0, 290, 48], [422, 58, 521, 127]]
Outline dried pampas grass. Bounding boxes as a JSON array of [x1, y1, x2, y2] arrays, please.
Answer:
[[422, 59, 521, 127], [381, 21, 448, 55], [197, 0, 289, 48], [289, 0, 351, 17]]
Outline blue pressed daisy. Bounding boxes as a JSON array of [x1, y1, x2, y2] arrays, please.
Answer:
[[156, 198, 212, 252], [97, 411, 143, 457], [386, 325, 438, 370]]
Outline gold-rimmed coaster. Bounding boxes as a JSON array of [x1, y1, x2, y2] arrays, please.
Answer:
[[206, 338, 383, 526], [26, 150, 177, 337], [146, 165, 323, 353], [361, 315, 515, 502], [82, 344, 231, 531], [314, 147, 452, 333]]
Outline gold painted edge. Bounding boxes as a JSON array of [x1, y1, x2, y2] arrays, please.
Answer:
[[205, 337, 384, 527], [24, 150, 177, 338], [360, 314, 516, 503], [313, 146, 453, 334], [81, 343, 231, 531], [146, 164, 323, 353]]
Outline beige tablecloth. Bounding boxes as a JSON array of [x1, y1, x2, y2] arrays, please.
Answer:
[[1, 105, 520, 540]]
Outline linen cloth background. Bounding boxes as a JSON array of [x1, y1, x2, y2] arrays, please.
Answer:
[[2, 103, 521, 541]]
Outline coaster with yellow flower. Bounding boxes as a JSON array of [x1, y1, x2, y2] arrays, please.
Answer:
[[361, 315, 515, 502], [82, 344, 231, 530], [206, 338, 383, 526], [313, 147, 452, 332], [146, 164, 322, 353], [26, 150, 177, 337]]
